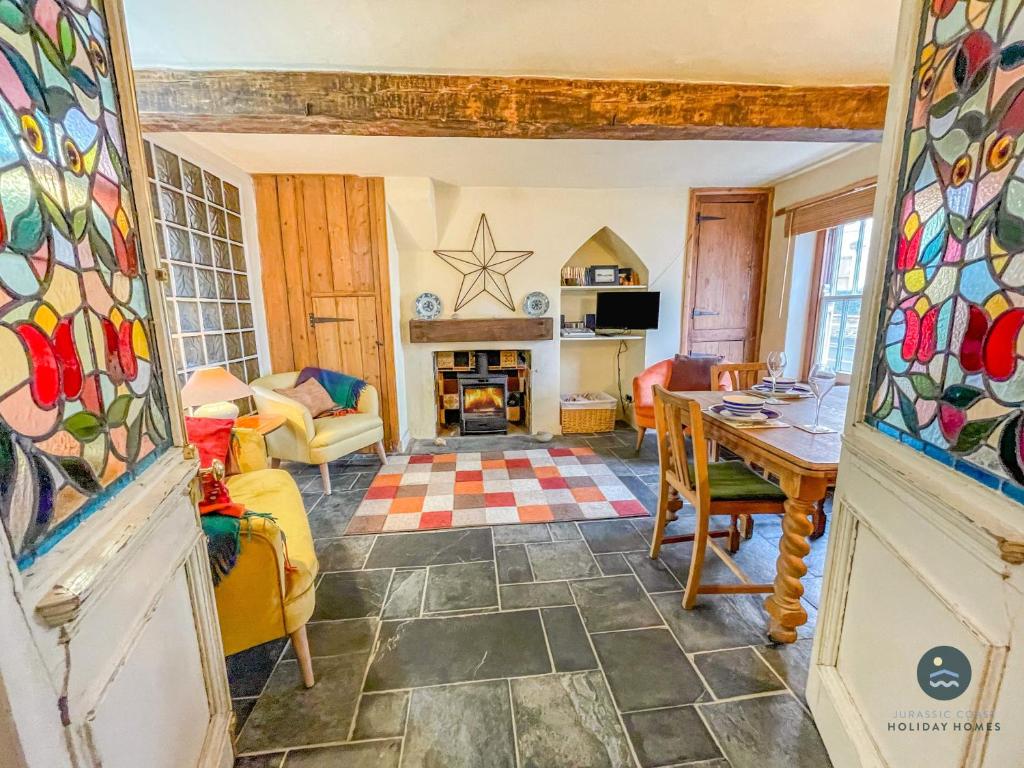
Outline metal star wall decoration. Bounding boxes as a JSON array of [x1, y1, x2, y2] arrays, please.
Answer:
[[434, 214, 533, 312]]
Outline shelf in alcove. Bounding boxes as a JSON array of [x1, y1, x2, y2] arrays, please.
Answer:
[[560, 334, 645, 342], [560, 285, 648, 292]]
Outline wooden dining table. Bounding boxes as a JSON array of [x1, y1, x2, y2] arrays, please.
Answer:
[[676, 386, 849, 644]]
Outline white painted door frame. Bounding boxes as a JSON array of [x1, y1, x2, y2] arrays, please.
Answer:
[[809, 2, 1024, 767]]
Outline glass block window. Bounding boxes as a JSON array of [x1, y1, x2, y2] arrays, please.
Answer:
[[144, 142, 260, 409]]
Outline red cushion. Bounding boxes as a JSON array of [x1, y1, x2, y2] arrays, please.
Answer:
[[184, 416, 235, 468]]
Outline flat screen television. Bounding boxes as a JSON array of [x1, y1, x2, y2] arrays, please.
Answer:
[[595, 291, 660, 331]]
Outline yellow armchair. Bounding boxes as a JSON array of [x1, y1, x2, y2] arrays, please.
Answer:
[[216, 467, 320, 687], [251, 372, 386, 494]]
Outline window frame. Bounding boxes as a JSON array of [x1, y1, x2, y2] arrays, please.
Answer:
[[803, 218, 872, 382]]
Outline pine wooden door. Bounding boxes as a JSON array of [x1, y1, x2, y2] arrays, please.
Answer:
[[684, 192, 770, 361], [254, 175, 399, 448]]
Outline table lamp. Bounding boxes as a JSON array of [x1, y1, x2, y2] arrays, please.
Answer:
[[180, 366, 254, 419]]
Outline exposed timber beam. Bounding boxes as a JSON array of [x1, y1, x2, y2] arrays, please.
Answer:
[[133, 69, 888, 142]]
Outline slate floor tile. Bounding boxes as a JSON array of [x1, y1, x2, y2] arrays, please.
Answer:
[[364, 611, 550, 690], [594, 553, 632, 575], [314, 535, 375, 571], [381, 568, 425, 619], [624, 552, 681, 592], [365, 527, 493, 567], [692, 647, 786, 699], [622, 705, 722, 768], [526, 540, 601, 580], [592, 628, 706, 712], [234, 754, 285, 768], [286, 618, 377, 660], [759, 639, 813, 704], [283, 739, 402, 767], [305, 491, 366, 538], [312, 569, 391, 620], [493, 523, 553, 544], [500, 581, 574, 609], [699, 693, 833, 768], [541, 606, 597, 672], [511, 672, 633, 767], [548, 522, 582, 540], [226, 638, 287, 698], [496, 544, 534, 584], [403, 681, 516, 768], [425, 561, 498, 612], [580, 520, 649, 553], [352, 691, 409, 740], [652, 591, 767, 653], [236, 654, 371, 752], [570, 575, 662, 632], [232, 698, 257, 733]]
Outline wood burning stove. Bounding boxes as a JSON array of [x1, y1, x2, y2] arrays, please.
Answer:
[[458, 352, 509, 434]]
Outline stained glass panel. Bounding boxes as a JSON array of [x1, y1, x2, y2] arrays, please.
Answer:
[[866, 1, 1024, 503], [0, 0, 172, 568]]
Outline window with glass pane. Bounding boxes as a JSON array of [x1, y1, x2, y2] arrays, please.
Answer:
[[144, 141, 260, 411], [811, 218, 872, 375]]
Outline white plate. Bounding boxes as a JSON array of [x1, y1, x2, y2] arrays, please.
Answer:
[[751, 383, 812, 399], [710, 404, 782, 422]]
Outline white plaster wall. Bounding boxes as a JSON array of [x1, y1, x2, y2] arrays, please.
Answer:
[[759, 144, 883, 376], [143, 134, 272, 377], [386, 179, 689, 438]]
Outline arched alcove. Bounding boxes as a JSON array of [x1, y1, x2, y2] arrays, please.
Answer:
[[558, 227, 652, 419], [562, 226, 649, 284]]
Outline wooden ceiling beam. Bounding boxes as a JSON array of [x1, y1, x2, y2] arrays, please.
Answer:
[[133, 69, 888, 142]]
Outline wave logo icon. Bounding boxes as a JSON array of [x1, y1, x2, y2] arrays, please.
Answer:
[[917, 646, 971, 701]]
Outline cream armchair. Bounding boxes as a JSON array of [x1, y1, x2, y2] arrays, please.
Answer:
[[251, 372, 386, 494]]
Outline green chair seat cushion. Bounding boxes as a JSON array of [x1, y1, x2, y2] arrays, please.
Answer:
[[686, 459, 787, 502]]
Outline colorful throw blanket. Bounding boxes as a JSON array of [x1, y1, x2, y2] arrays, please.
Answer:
[[296, 367, 367, 410], [202, 511, 276, 585]]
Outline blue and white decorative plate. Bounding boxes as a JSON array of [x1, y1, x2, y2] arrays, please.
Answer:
[[414, 292, 443, 320], [522, 291, 549, 317]]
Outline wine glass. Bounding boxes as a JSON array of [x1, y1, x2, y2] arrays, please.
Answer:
[[765, 351, 787, 405], [805, 364, 837, 433]]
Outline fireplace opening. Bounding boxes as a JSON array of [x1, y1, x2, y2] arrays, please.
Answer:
[[434, 350, 530, 436]]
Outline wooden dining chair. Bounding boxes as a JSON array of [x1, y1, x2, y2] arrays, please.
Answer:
[[708, 361, 771, 541], [710, 362, 768, 392], [650, 385, 787, 609]]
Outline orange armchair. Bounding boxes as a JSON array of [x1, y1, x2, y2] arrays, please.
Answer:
[[633, 355, 724, 451], [633, 360, 673, 451]]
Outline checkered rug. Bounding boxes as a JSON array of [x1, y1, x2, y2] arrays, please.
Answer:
[[343, 447, 648, 534]]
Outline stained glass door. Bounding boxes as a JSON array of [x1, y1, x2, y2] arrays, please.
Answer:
[[0, 0, 172, 569]]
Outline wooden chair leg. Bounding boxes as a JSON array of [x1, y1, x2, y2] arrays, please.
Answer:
[[375, 439, 388, 465], [270, 457, 281, 469], [635, 427, 647, 453], [810, 501, 827, 539], [650, 475, 672, 559], [682, 507, 710, 610], [727, 515, 741, 554], [740, 514, 755, 540], [320, 463, 332, 495], [290, 625, 315, 688]]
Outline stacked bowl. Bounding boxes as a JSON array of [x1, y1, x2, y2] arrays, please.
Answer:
[[721, 394, 766, 417], [761, 377, 797, 393]]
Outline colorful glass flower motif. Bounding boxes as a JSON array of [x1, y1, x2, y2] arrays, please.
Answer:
[[867, 0, 1024, 502], [0, 0, 170, 568]]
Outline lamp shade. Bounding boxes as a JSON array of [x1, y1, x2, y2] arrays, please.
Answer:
[[180, 366, 253, 408]]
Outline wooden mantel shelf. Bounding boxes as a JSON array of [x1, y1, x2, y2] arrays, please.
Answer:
[[409, 317, 553, 343]]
